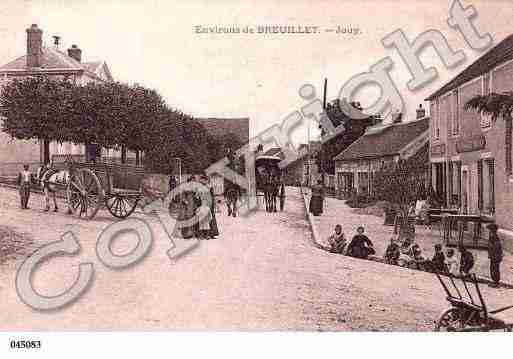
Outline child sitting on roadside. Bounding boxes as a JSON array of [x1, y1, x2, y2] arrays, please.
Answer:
[[346, 226, 375, 259], [428, 244, 447, 273], [445, 248, 459, 276], [409, 244, 427, 270], [384, 237, 401, 265], [459, 245, 474, 277], [397, 237, 414, 267], [327, 224, 346, 254]]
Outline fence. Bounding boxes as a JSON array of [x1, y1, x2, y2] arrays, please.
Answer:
[[0, 162, 41, 177], [52, 154, 143, 168]]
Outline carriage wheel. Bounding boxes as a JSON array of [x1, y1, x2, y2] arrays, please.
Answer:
[[105, 194, 139, 219], [66, 168, 104, 219], [435, 308, 464, 331]]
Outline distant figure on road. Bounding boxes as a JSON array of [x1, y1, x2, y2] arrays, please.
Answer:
[[487, 223, 503, 287], [347, 226, 375, 259], [309, 179, 324, 216], [327, 224, 346, 254], [458, 245, 474, 276], [17, 164, 33, 209]]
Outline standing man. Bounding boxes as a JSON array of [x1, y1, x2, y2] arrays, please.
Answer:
[[17, 164, 33, 209], [487, 223, 503, 288]]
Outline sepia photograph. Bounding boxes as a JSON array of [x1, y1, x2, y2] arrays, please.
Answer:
[[1, 0, 513, 356]]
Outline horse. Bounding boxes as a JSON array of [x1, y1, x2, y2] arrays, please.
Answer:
[[263, 172, 280, 213], [224, 180, 239, 217], [36, 165, 70, 212]]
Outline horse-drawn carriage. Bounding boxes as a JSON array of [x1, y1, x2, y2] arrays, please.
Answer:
[[255, 154, 285, 212], [220, 151, 286, 215]]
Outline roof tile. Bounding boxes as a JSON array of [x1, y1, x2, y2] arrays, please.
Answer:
[[426, 33, 513, 100], [334, 117, 429, 161]]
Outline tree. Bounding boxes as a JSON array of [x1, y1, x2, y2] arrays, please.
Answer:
[[0, 77, 76, 163], [465, 92, 513, 174], [372, 160, 425, 239], [318, 99, 379, 175]]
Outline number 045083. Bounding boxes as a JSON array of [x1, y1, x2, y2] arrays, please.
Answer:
[[9, 340, 41, 349]]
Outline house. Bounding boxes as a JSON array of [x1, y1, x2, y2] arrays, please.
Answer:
[[334, 110, 429, 198], [426, 33, 513, 251], [192, 117, 249, 195], [0, 24, 115, 174], [195, 117, 250, 146]]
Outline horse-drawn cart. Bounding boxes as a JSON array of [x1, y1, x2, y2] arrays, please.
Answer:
[[45, 157, 147, 219], [434, 273, 513, 331]]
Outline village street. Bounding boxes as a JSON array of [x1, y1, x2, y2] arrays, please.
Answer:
[[1, 185, 513, 331]]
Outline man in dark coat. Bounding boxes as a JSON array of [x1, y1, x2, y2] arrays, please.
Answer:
[[17, 164, 33, 209], [487, 223, 503, 287]]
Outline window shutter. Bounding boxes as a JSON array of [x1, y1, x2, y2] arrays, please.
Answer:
[[477, 160, 483, 211], [487, 159, 495, 214]]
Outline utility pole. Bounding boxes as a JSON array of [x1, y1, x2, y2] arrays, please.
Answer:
[[307, 117, 310, 187], [321, 78, 327, 186]]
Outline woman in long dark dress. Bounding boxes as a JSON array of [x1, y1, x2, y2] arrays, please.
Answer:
[[309, 179, 325, 216], [180, 177, 197, 239], [347, 226, 375, 259]]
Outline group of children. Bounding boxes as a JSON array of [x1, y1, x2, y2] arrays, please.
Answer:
[[383, 238, 474, 276], [326, 223, 504, 287], [326, 225, 375, 259]]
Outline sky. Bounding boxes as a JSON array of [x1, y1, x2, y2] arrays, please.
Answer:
[[1, 0, 512, 146]]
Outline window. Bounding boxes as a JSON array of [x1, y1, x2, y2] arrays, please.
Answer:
[[481, 73, 492, 128], [453, 89, 460, 135]]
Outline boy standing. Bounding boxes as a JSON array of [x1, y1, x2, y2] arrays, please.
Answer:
[[17, 164, 32, 209], [487, 223, 503, 287]]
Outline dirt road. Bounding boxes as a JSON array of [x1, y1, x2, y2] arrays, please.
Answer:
[[1, 186, 512, 330]]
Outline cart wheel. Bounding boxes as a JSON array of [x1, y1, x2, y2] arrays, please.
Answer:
[[67, 168, 104, 219], [106, 194, 139, 219], [435, 308, 463, 332]]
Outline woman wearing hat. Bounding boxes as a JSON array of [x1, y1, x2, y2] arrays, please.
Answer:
[[487, 223, 503, 287]]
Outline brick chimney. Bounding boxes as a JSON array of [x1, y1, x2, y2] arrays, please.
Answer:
[[67, 44, 82, 62], [26, 24, 43, 68], [416, 104, 426, 119]]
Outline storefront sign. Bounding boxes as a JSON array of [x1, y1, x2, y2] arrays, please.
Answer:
[[456, 135, 486, 153]]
